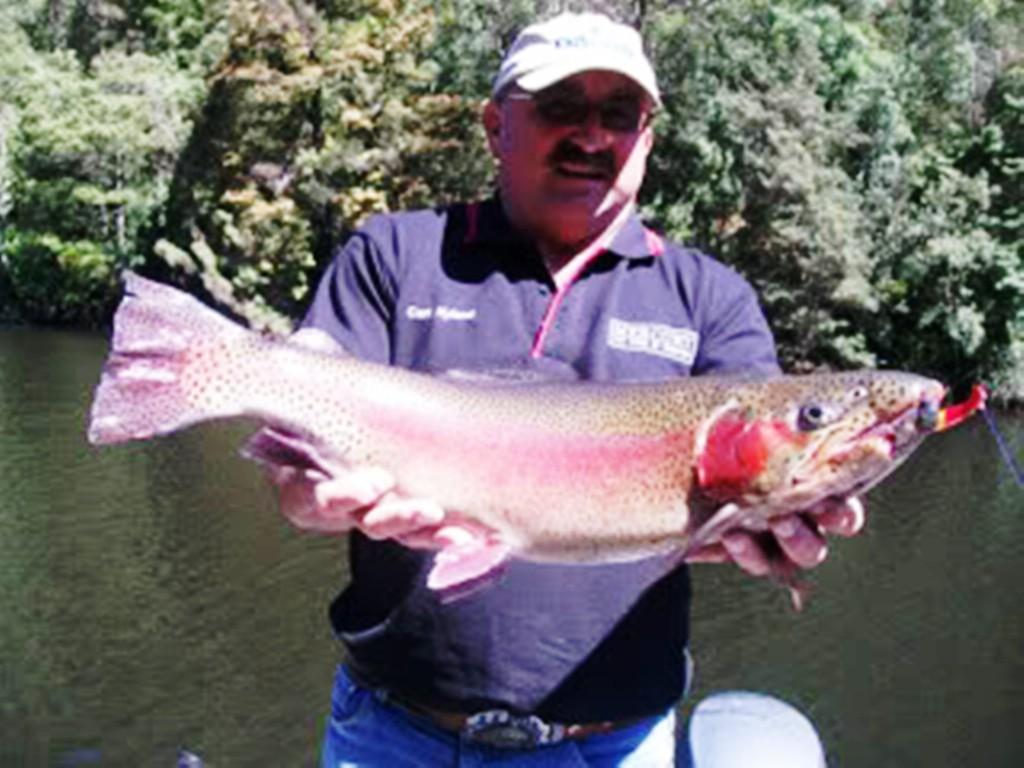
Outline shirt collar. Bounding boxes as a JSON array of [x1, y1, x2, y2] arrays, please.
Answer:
[[467, 194, 662, 260]]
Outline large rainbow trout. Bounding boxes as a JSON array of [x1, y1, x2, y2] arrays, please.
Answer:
[[88, 273, 982, 594]]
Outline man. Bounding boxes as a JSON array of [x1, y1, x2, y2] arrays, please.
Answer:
[[276, 12, 860, 766]]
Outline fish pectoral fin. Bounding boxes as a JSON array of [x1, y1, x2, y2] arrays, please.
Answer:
[[426, 527, 512, 592], [240, 426, 347, 477], [685, 502, 743, 554]]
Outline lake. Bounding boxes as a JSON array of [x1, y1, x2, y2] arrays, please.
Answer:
[[1, 328, 1021, 766]]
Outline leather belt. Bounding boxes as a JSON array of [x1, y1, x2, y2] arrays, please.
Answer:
[[383, 688, 645, 749]]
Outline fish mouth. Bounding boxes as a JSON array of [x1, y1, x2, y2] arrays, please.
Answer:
[[787, 384, 946, 498], [836, 383, 947, 462], [850, 401, 930, 460]]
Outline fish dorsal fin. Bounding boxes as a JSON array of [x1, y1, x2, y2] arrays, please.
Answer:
[[288, 328, 351, 357], [439, 368, 554, 385], [439, 361, 582, 385]]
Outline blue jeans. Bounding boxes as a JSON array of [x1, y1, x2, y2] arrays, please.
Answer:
[[320, 665, 826, 767]]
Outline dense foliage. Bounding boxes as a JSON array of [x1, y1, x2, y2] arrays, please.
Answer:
[[0, 0, 1021, 398]]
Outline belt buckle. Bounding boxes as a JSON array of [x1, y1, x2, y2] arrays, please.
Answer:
[[462, 709, 565, 749]]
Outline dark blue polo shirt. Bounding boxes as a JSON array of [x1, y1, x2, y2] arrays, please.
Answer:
[[303, 196, 779, 722]]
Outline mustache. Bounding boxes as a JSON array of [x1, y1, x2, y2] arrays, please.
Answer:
[[547, 142, 615, 177]]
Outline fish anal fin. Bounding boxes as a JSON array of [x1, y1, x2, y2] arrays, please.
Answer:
[[767, 554, 811, 612], [426, 527, 512, 593]]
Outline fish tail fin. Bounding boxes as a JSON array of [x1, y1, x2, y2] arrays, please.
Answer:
[[88, 272, 249, 445]]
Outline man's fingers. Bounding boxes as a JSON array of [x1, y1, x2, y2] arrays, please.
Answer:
[[814, 496, 866, 538], [394, 528, 447, 549], [683, 542, 732, 564], [313, 466, 395, 515], [275, 465, 396, 533], [275, 464, 446, 542], [287, 510, 361, 533], [770, 514, 828, 569], [275, 468, 338, 528], [692, 498, 863, 580], [266, 463, 328, 487], [721, 532, 772, 577], [359, 495, 446, 540]]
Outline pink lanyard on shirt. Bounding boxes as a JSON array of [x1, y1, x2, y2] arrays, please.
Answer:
[[530, 205, 663, 358], [462, 201, 665, 358]]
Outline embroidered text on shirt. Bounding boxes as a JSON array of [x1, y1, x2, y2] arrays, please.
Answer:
[[405, 304, 478, 322], [607, 318, 699, 365]]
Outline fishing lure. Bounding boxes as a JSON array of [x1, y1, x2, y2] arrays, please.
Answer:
[[937, 384, 1023, 487], [936, 384, 987, 431]]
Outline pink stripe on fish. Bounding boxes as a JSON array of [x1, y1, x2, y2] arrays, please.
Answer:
[[363, 404, 693, 492]]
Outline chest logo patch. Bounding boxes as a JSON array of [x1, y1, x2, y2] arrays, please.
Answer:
[[607, 318, 699, 365]]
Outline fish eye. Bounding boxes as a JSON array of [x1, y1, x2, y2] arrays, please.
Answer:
[[797, 403, 831, 431]]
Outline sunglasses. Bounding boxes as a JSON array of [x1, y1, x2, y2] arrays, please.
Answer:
[[504, 90, 652, 134]]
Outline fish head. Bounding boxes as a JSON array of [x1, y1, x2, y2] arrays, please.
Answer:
[[695, 372, 947, 513]]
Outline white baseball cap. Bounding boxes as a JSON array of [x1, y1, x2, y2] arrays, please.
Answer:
[[492, 12, 662, 107]]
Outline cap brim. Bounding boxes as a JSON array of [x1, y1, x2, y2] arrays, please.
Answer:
[[514, 60, 661, 107]]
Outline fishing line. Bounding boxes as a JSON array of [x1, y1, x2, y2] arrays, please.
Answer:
[[980, 407, 1024, 487]]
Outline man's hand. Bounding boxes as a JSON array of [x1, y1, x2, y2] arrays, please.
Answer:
[[264, 326, 445, 546], [270, 462, 446, 547], [685, 497, 866, 577]]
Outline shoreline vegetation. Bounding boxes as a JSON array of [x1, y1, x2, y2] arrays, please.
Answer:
[[0, 0, 1021, 402]]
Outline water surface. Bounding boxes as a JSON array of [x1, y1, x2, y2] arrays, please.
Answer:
[[1, 329, 1021, 766]]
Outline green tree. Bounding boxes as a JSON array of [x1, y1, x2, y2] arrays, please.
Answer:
[[157, 0, 493, 329], [643, 0, 1023, 396], [0, 0, 1020, 399], [645, 2, 879, 371], [30, 0, 226, 69], [0, 10, 202, 324], [849, 0, 1024, 398]]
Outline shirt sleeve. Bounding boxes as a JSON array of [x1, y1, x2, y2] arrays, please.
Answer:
[[300, 222, 397, 364], [692, 266, 781, 377]]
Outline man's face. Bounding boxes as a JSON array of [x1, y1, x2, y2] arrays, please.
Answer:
[[483, 70, 655, 251]]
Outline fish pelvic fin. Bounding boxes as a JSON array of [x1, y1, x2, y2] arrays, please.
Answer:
[[87, 272, 250, 445], [240, 426, 348, 478], [768, 557, 811, 612]]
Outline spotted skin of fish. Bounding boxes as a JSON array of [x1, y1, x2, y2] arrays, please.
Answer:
[[89, 273, 956, 592]]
